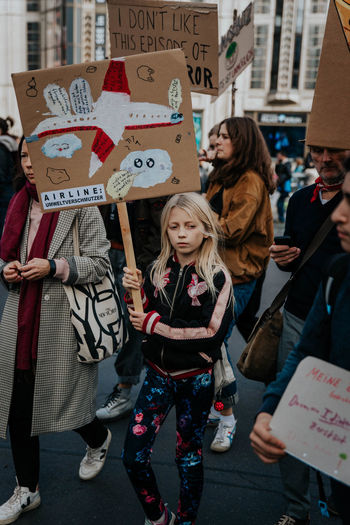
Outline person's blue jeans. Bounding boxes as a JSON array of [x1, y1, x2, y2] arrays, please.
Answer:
[[220, 279, 257, 402], [277, 191, 289, 222], [109, 248, 144, 385]]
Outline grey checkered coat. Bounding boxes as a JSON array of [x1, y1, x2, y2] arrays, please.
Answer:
[[0, 206, 110, 438]]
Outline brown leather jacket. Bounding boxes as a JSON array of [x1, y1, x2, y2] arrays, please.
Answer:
[[206, 170, 273, 284]]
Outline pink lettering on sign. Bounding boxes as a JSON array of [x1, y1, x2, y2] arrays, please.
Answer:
[[288, 394, 320, 414], [306, 367, 342, 388], [319, 408, 350, 431], [309, 421, 347, 444], [330, 390, 350, 404]]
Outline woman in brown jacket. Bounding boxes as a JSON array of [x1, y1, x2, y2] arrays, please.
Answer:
[[206, 116, 275, 453]]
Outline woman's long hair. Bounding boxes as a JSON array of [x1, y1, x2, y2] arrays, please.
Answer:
[[150, 192, 232, 302], [210, 117, 275, 194], [13, 136, 27, 191]]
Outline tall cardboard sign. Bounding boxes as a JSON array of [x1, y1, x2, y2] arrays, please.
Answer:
[[306, 0, 350, 148], [12, 49, 200, 213], [271, 357, 350, 486], [218, 2, 254, 95], [107, 0, 218, 95]]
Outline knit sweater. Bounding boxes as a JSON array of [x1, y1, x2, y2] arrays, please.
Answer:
[[261, 257, 350, 415]]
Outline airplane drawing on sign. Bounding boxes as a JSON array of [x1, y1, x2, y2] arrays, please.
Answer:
[[26, 59, 184, 178]]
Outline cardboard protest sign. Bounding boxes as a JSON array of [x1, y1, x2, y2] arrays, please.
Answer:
[[306, 0, 350, 148], [107, 0, 218, 95], [270, 357, 350, 486], [12, 49, 200, 213], [218, 3, 254, 95]]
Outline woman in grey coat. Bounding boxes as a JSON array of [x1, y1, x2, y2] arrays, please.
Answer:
[[0, 138, 112, 525]]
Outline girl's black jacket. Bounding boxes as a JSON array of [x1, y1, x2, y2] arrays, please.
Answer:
[[127, 255, 233, 372]]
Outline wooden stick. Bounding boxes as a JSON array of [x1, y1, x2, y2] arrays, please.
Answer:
[[117, 202, 143, 312]]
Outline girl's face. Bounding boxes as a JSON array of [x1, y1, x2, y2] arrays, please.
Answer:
[[167, 207, 207, 266], [21, 141, 35, 184], [216, 123, 234, 161]]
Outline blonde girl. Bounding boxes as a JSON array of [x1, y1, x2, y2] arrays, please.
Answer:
[[122, 193, 233, 525]]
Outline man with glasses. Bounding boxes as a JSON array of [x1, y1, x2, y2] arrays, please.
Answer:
[[266, 144, 349, 525]]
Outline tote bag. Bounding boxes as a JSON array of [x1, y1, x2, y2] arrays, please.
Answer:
[[63, 218, 127, 363]]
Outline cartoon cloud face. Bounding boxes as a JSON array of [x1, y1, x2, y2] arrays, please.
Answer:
[[41, 134, 82, 159], [120, 149, 173, 188]]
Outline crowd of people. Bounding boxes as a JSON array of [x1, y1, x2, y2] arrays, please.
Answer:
[[0, 114, 349, 525]]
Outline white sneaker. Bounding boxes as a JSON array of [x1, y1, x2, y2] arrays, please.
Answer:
[[96, 388, 133, 420], [210, 419, 237, 452], [79, 428, 112, 480], [206, 412, 220, 427], [144, 506, 175, 525], [0, 485, 41, 524]]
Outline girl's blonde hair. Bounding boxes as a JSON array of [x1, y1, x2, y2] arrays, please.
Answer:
[[150, 192, 229, 301]]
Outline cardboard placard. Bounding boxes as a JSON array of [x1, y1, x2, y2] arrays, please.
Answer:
[[306, 0, 350, 148], [12, 49, 200, 213], [271, 357, 350, 486], [218, 2, 254, 95], [107, 0, 218, 95]]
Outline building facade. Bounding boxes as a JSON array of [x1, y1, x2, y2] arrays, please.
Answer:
[[238, 0, 328, 158], [0, 0, 104, 135], [1, 0, 329, 155]]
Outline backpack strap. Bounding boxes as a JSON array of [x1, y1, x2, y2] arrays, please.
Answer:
[[267, 215, 335, 316], [324, 254, 350, 315]]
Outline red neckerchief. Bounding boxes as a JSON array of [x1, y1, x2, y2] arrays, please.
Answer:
[[310, 177, 343, 203], [0, 181, 60, 369]]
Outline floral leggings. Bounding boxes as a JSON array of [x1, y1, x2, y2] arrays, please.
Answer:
[[123, 365, 214, 525]]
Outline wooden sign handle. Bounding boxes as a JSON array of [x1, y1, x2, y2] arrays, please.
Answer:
[[117, 202, 143, 313]]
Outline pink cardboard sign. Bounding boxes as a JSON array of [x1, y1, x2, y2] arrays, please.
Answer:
[[270, 357, 350, 486]]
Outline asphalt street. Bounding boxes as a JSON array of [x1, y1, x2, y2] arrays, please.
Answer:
[[0, 241, 343, 525]]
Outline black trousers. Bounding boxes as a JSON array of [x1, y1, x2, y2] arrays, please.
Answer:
[[8, 371, 107, 492], [236, 270, 266, 342], [330, 478, 350, 525]]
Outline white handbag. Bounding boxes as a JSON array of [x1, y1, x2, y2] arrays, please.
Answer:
[[213, 343, 235, 395], [63, 218, 127, 363]]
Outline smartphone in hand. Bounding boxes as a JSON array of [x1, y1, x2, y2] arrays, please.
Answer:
[[274, 235, 292, 246]]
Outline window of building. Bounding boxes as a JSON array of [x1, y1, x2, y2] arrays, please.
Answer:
[[254, 0, 270, 14], [310, 0, 328, 13], [270, 0, 283, 91], [27, 22, 41, 70], [27, 0, 39, 11], [292, 0, 304, 89], [250, 25, 268, 89], [42, 3, 66, 67], [304, 25, 324, 89], [95, 13, 106, 60]]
